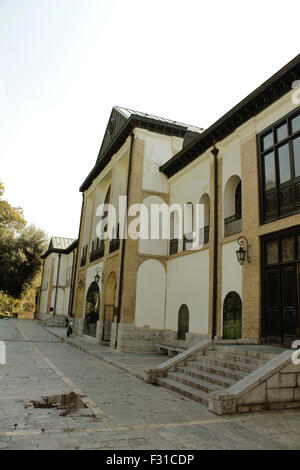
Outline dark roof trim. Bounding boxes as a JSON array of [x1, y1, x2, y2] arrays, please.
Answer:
[[42, 239, 78, 259], [160, 54, 300, 178], [80, 115, 191, 192]]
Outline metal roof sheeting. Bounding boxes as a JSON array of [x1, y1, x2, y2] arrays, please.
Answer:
[[51, 237, 76, 250], [115, 106, 205, 134]]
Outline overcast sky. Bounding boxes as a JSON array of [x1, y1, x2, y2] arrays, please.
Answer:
[[0, 0, 299, 240]]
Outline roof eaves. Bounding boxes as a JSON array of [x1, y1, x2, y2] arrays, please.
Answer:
[[79, 114, 196, 192], [160, 54, 300, 178]]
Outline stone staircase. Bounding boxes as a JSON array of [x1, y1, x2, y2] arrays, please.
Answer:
[[156, 344, 277, 405]]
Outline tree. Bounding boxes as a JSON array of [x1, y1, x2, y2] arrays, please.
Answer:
[[0, 182, 26, 232], [0, 182, 48, 299], [0, 291, 20, 314], [0, 225, 47, 298]]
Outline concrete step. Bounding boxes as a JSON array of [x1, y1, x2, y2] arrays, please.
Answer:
[[176, 365, 235, 388], [167, 371, 222, 394], [212, 345, 276, 361], [202, 350, 266, 367], [186, 360, 247, 382], [156, 376, 209, 405], [193, 355, 258, 373]]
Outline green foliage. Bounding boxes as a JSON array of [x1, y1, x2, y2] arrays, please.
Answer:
[[0, 291, 20, 313], [0, 182, 48, 299], [0, 182, 26, 232]]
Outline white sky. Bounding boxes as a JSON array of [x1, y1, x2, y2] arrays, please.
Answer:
[[0, 0, 299, 240]]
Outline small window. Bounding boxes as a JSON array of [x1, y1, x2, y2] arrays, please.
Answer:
[[223, 292, 242, 340], [266, 240, 278, 264], [177, 304, 189, 341], [276, 123, 288, 142], [264, 152, 276, 190], [278, 144, 291, 184], [292, 136, 300, 178], [262, 132, 273, 151], [291, 114, 300, 134], [281, 238, 294, 262]]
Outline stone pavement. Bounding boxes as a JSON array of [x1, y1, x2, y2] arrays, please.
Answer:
[[43, 325, 166, 380], [0, 319, 299, 450]]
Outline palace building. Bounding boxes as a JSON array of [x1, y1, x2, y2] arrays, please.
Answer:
[[39, 54, 300, 353], [39, 237, 77, 318]]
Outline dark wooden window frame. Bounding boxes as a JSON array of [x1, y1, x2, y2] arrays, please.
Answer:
[[260, 225, 300, 344], [258, 107, 300, 225]]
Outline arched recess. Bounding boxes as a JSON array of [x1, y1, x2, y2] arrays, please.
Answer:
[[84, 281, 101, 337], [135, 260, 165, 329], [199, 193, 210, 244], [102, 271, 118, 342], [105, 271, 117, 306], [177, 304, 189, 340], [223, 175, 242, 237], [223, 291, 242, 339]]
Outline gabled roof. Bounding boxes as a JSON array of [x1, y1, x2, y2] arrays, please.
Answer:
[[42, 237, 77, 259], [115, 106, 204, 134], [50, 237, 76, 250], [160, 54, 300, 178], [80, 106, 204, 192]]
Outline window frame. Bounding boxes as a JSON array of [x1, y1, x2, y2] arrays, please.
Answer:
[[258, 107, 300, 224]]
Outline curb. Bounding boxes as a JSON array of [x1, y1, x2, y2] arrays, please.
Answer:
[[42, 326, 146, 383]]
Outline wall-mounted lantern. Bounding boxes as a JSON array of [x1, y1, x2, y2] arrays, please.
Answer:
[[78, 276, 85, 289], [235, 236, 251, 265], [95, 267, 103, 284]]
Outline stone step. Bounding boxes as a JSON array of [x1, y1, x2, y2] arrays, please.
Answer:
[[156, 376, 209, 405], [186, 360, 247, 382], [176, 365, 235, 388], [193, 355, 258, 373], [212, 345, 276, 361], [167, 371, 222, 394], [202, 350, 266, 367]]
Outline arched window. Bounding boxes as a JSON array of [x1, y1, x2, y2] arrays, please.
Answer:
[[177, 304, 189, 340], [223, 292, 242, 339], [199, 193, 210, 244], [235, 182, 242, 219], [183, 202, 193, 250], [224, 176, 242, 237], [99, 185, 111, 238]]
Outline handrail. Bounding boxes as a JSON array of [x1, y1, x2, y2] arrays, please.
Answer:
[[144, 339, 213, 383]]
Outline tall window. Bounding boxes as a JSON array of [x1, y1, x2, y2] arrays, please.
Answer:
[[199, 193, 210, 244], [177, 304, 189, 340], [224, 176, 242, 237], [258, 108, 300, 223]]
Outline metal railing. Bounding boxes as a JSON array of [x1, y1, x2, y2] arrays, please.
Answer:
[[224, 215, 242, 237], [89, 239, 105, 262]]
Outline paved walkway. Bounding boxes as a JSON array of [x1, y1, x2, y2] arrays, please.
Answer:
[[43, 325, 166, 380], [0, 319, 299, 450]]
